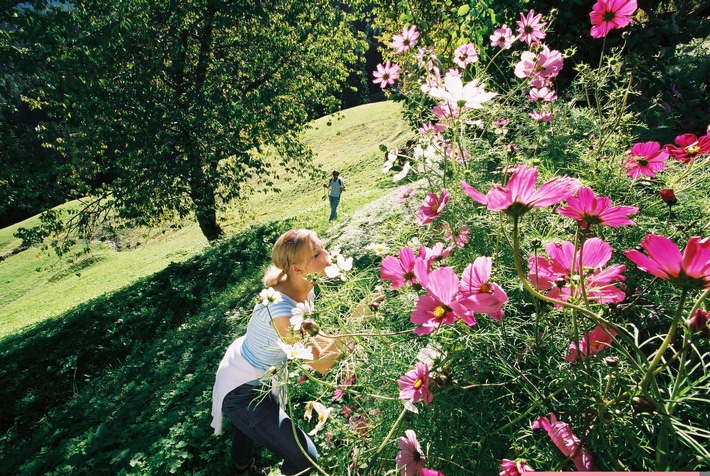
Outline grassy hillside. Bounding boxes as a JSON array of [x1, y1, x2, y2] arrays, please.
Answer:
[[0, 101, 409, 338]]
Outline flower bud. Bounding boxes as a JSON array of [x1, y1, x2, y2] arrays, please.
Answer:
[[603, 356, 619, 367], [659, 189, 677, 207], [301, 319, 320, 337], [685, 309, 710, 337], [531, 238, 542, 248], [555, 276, 567, 288]]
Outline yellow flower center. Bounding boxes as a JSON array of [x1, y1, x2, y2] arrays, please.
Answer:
[[413, 378, 423, 389], [684, 143, 700, 155], [433, 306, 446, 319], [479, 283, 491, 293]]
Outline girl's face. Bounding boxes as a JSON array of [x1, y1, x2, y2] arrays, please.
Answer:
[[301, 237, 331, 276]]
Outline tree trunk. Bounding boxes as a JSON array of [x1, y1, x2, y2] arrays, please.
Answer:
[[188, 160, 223, 242]]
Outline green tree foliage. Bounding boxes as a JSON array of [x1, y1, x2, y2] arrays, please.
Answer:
[[8, 0, 364, 242]]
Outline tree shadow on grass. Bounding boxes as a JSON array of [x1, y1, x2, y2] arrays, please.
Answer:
[[0, 221, 292, 475]]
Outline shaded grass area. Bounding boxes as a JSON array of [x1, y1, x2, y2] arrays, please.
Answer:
[[0, 221, 291, 474]]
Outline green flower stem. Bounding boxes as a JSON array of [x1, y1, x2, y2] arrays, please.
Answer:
[[366, 406, 408, 471], [283, 365, 329, 476], [640, 288, 689, 393], [495, 384, 570, 434]]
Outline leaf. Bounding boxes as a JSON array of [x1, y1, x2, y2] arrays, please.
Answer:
[[457, 4, 470, 16]]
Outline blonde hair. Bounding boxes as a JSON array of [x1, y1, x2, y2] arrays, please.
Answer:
[[263, 229, 317, 287]]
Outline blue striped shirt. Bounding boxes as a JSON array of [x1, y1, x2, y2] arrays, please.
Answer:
[[241, 291, 314, 371]]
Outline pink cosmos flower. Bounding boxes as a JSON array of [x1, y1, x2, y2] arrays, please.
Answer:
[[418, 122, 447, 135], [514, 47, 564, 80], [416, 188, 450, 226], [461, 164, 580, 217], [380, 247, 419, 289], [422, 470, 445, 476], [528, 87, 557, 102], [410, 266, 475, 335], [566, 323, 617, 363], [415, 47, 437, 70], [529, 110, 553, 122], [557, 187, 639, 227], [373, 62, 401, 89], [396, 430, 426, 476], [428, 75, 497, 110], [391, 25, 420, 53], [418, 242, 453, 267], [622, 141, 669, 178], [395, 185, 416, 202], [459, 257, 509, 321], [663, 133, 710, 163], [532, 414, 596, 471], [517, 9, 547, 46], [445, 68, 462, 79], [685, 309, 710, 337], [590, 0, 638, 39], [432, 102, 461, 122], [441, 223, 471, 249], [624, 234, 710, 290], [493, 118, 510, 128], [453, 43, 478, 68], [500, 459, 535, 476], [528, 238, 627, 305], [490, 24, 515, 49], [397, 362, 433, 404]]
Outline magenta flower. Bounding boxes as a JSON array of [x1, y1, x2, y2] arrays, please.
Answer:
[[590, 0, 638, 39], [397, 362, 433, 405], [624, 234, 710, 290], [490, 24, 515, 49], [418, 242, 453, 267], [453, 43, 478, 68], [461, 164, 580, 217], [410, 266, 473, 335], [514, 47, 564, 80], [532, 414, 596, 471], [416, 188, 450, 226], [517, 9, 547, 46], [566, 323, 617, 363], [373, 62, 401, 89], [622, 141, 669, 178], [528, 87, 557, 102], [459, 257, 508, 321], [663, 133, 710, 163], [557, 187, 638, 228], [422, 469, 445, 476], [418, 122, 447, 135], [529, 238, 627, 305], [380, 247, 419, 289], [415, 46, 437, 70], [395, 185, 417, 202], [500, 459, 535, 476], [391, 25, 420, 53], [685, 309, 710, 337], [396, 430, 426, 476]]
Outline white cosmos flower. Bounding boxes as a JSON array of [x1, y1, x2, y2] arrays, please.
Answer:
[[308, 401, 333, 436], [259, 287, 283, 306], [365, 243, 390, 256], [324, 254, 353, 281], [290, 300, 314, 331], [278, 341, 314, 361], [416, 345, 443, 367], [428, 75, 497, 109], [392, 161, 411, 182]]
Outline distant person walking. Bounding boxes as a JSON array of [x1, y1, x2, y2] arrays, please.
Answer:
[[324, 171, 346, 222]]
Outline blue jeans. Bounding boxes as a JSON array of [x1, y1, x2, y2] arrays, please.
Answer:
[[328, 196, 340, 221], [223, 384, 318, 475]]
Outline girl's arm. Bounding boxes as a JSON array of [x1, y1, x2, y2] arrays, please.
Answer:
[[270, 316, 346, 374]]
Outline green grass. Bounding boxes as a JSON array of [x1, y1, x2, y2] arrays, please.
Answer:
[[0, 101, 409, 338]]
